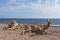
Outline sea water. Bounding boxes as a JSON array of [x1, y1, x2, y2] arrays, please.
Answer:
[[0, 18, 60, 26]]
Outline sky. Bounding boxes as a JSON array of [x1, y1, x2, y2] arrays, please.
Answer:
[[0, 0, 60, 18]]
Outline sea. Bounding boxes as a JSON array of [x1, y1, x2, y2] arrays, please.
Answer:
[[0, 18, 60, 26]]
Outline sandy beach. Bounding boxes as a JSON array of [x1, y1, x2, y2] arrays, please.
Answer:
[[0, 24, 59, 40]]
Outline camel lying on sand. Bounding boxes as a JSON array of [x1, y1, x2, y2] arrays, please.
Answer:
[[21, 19, 51, 35]]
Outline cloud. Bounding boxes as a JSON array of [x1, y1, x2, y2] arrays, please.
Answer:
[[0, 0, 57, 7], [0, 0, 60, 18], [0, 0, 39, 7]]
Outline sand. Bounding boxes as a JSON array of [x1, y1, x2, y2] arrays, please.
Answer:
[[0, 24, 60, 40]]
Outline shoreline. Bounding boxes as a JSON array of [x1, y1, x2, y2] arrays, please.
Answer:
[[0, 23, 60, 27]]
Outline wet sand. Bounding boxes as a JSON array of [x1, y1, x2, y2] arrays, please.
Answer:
[[0, 24, 60, 40]]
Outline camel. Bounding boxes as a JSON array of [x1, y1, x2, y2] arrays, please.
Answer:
[[21, 19, 51, 35]]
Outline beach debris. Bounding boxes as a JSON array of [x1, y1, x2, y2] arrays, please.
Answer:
[[3, 19, 51, 35], [21, 24, 31, 35], [40, 19, 51, 34], [21, 19, 51, 35], [3, 20, 24, 30], [21, 24, 43, 35], [8, 20, 19, 30]]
